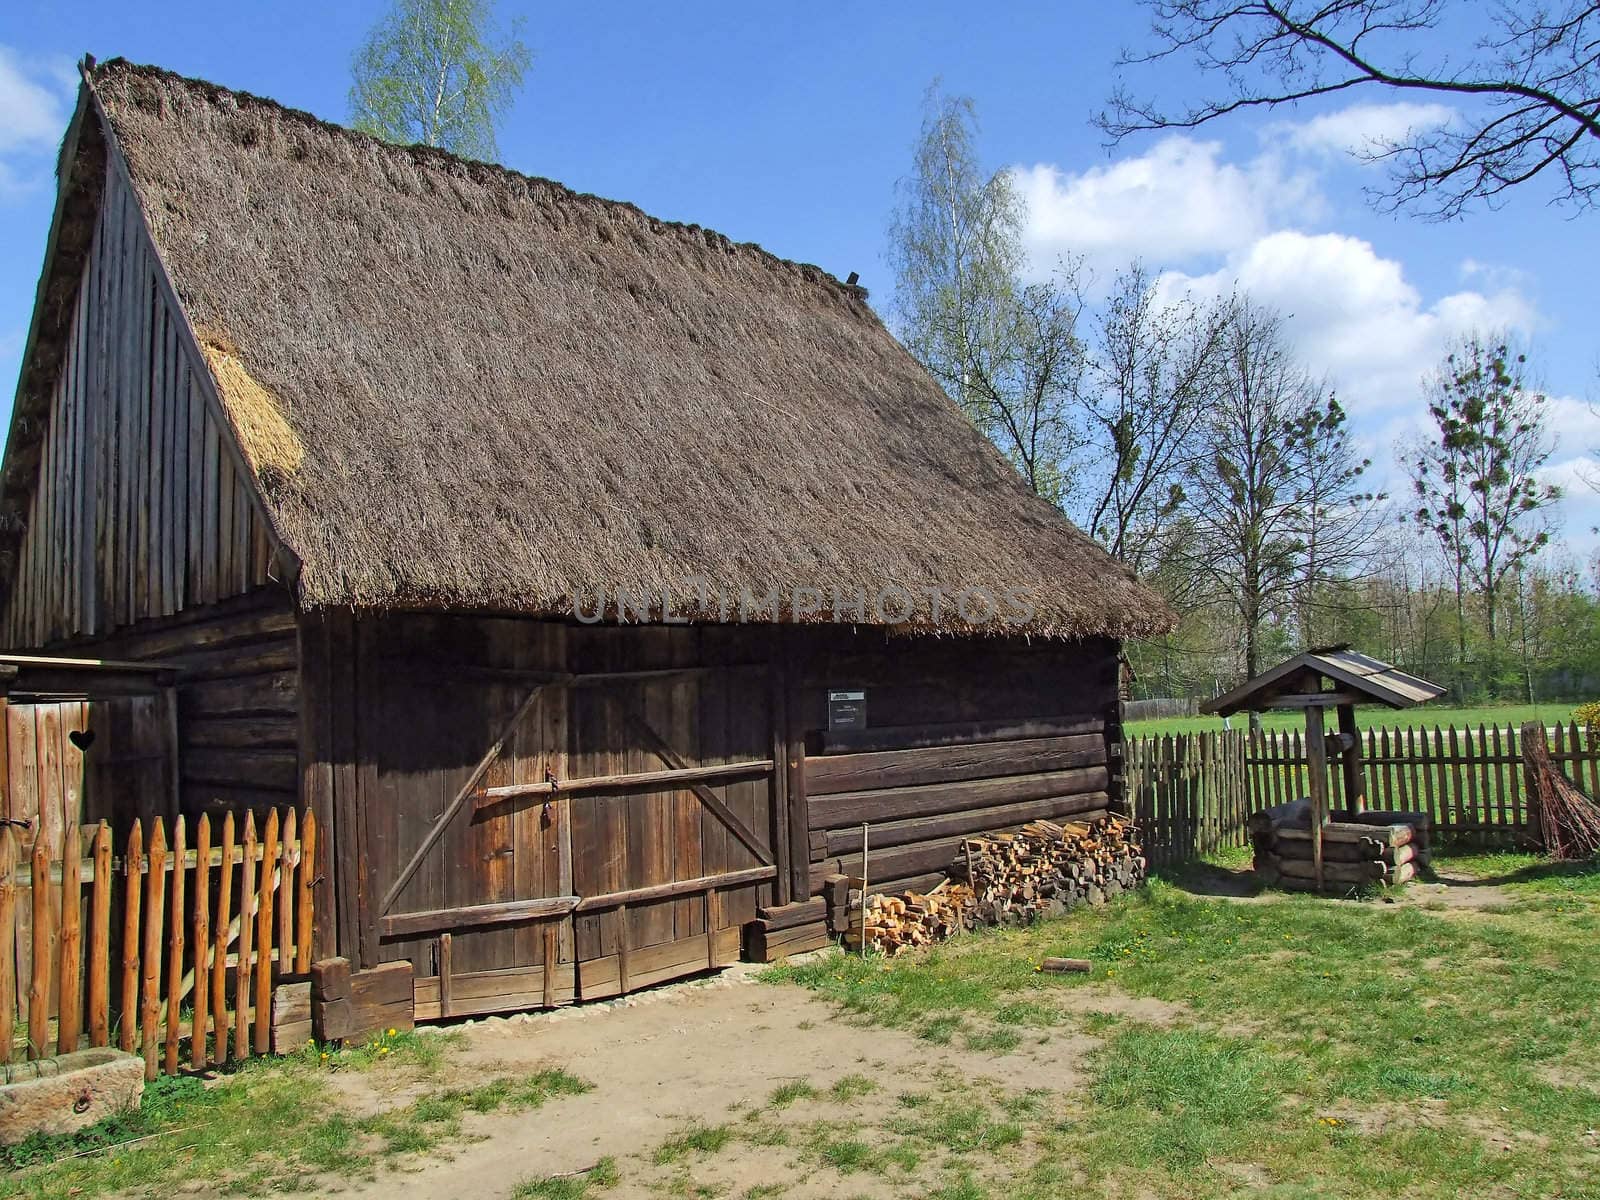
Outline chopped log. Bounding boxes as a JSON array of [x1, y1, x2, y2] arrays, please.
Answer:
[[1040, 957, 1091, 974]]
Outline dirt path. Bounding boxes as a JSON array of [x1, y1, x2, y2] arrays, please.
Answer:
[[295, 962, 1159, 1200]]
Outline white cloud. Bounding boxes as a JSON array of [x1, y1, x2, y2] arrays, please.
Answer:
[[1158, 230, 1536, 416], [0, 46, 69, 154], [0, 46, 73, 200], [1011, 137, 1320, 278], [1279, 101, 1454, 159]]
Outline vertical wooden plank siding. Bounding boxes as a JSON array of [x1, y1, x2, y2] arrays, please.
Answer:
[[0, 151, 281, 647]]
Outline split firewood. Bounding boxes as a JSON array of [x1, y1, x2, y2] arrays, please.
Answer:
[[846, 815, 1149, 955]]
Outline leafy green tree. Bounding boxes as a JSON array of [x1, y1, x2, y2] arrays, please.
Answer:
[[1405, 337, 1561, 671], [888, 86, 1086, 505], [350, 0, 531, 161]]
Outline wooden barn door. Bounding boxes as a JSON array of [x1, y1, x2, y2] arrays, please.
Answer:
[[359, 619, 777, 1021]]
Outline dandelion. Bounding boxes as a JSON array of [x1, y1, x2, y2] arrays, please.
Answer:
[[387, 1028, 397, 1038], [378, 1046, 390, 1055]]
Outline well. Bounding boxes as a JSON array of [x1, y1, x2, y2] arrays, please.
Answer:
[[1202, 647, 1444, 893]]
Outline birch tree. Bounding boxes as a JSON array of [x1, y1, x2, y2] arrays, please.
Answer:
[[888, 86, 1086, 505], [350, 0, 531, 161]]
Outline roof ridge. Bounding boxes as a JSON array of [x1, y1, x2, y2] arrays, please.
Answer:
[[90, 57, 872, 306]]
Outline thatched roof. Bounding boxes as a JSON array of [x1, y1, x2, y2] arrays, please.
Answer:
[[28, 59, 1172, 638]]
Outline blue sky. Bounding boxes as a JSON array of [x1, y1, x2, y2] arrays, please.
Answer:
[[2, 2, 1596, 549]]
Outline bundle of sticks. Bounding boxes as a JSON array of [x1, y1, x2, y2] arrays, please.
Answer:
[[1524, 731, 1600, 859], [952, 817, 1147, 926]]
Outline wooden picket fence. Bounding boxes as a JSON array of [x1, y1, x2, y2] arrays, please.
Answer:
[[0, 806, 315, 1078], [1127, 722, 1598, 866]]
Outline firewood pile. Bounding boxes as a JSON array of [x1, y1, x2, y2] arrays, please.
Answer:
[[1250, 797, 1430, 890], [842, 817, 1148, 955], [843, 879, 976, 954], [953, 817, 1147, 921]]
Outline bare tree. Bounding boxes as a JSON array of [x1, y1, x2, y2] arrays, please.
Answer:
[[1081, 265, 1232, 570], [889, 85, 1087, 505], [1174, 302, 1373, 700], [1102, 1, 1600, 217], [1405, 337, 1561, 657], [1282, 393, 1385, 645]]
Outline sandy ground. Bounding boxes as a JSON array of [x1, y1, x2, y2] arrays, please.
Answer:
[[285, 960, 1180, 1200]]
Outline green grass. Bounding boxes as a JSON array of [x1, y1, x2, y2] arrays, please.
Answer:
[[767, 1079, 818, 1107], [0, 1046, 590, 1199], [1127, 701, 1565, 737], [653, 1123, 735, 1165], [513, 1156, 620, 1200], [770, 858, 1600, 1199]]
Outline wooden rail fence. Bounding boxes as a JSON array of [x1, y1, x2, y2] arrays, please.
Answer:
[[1127, 722, 1597, 865], [0, 806, 314, 1077]]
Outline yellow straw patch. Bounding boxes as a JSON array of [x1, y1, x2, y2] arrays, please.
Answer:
[[200, 339, 303, 484]]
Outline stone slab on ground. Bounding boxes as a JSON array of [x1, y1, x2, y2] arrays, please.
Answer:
[[0, 1048, 144, 1145]]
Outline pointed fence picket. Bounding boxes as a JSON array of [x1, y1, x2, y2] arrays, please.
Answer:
[[1126, 722, 1589, 865], [1, 806, 315, 1076]]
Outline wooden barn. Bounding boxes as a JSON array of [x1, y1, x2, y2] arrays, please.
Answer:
[[0, 59, 1170, 1021]]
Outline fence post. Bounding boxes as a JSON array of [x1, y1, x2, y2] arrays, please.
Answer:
[[296, 809, 316, 975], [254, 808, 279, 1055], [164, 815, 186, 1076], [213, 811, 235, 1062], [234, 811, 256, 1063], [57, 825, 82, 1055], [89, 822, 110, 1048], [28, 835, 50, 1059], [140, 818, 168, 1082], [0, 827, 15, 1064], [192, 813, 211, 1071], [120, 820, 143, 1053]]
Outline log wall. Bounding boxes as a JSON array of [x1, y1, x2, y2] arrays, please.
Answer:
[[791, 631, 1121, 897], [10, 593, 300, 820]]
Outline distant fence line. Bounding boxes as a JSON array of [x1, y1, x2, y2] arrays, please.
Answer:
[[1125, 722, 1597, 866], [1122, 697, 1201, 722]]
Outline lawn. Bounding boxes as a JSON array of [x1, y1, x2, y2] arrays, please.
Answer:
[[1127, 701, 1572, 737], [8, 853, 1598, 1200], [763, 853, 1600, 1199], [0, 1029, 591, 1199]]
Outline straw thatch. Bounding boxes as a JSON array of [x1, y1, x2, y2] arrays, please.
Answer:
[[70, 60, 1170, 638]]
